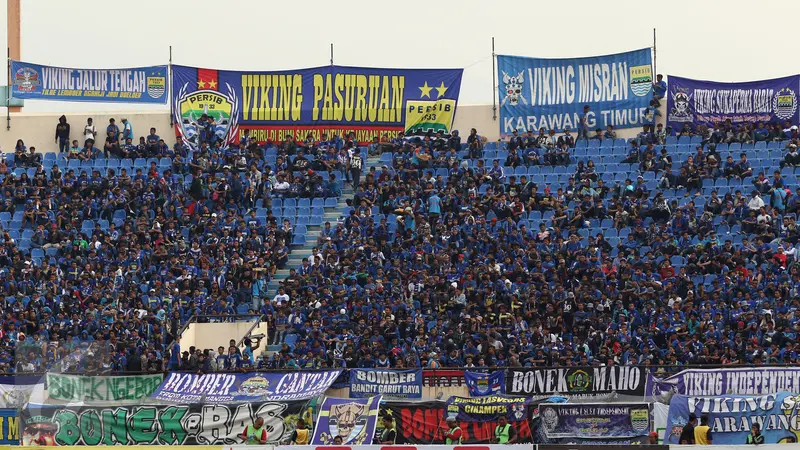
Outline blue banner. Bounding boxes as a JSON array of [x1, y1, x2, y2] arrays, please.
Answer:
[[349, 369, 422, 399], [150, 370, 341, 403], [0, 409, 18, 444], [311, 396, 382, 445], [647, 367, 800, 400], [10, 61, 167, 104], [171, 64, 463, 147], [665, 393, 800, 444], [498, 48, 653, 136], [538, 403, 650, 439], [667, 74, 800, 130], [445, 395, 531, 423], [465, 371, 505, 397]]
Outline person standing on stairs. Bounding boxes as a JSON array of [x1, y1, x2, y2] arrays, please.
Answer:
[[350, 150, 363, 189]]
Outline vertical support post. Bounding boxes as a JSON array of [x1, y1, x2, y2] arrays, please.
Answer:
[[492, 37, 497, 121], [330, 43, 334, 66], [653, 28, 657, 77], [169, 45, 174, 127], [6, 49, 10, 131], [7, 0, 21, 114]]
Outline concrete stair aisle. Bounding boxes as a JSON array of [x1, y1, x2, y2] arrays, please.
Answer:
[[265, 155, 382, 297]]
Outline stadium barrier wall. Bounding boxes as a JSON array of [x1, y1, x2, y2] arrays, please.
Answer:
[[0, 103, 657, 155], [8, 445, 793, 449]]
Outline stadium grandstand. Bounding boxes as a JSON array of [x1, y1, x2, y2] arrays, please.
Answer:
[[6, 1, 800, 446], [2, 109, 799, 373]]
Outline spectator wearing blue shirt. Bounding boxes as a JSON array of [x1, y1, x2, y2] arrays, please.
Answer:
[[169, 337, 181, 370], [106, 118, 120, 141], [146, 128, 161, 156], [121, 118, 134, 142], [653, 74, 667, 106]]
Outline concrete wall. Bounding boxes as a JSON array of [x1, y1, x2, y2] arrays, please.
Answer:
[[0, 103, 666, 154], [0, 111, 172, 154], [182, 320, 259, 353]]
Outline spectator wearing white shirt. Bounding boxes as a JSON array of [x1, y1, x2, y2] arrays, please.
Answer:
[[84, 118, 97, 143], [747, 191, 765, 211], [272, 287, 290, 306], [272, 173, 290, 195]]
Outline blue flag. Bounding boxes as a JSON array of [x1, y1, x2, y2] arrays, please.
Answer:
[[465, 370, 505, 396]]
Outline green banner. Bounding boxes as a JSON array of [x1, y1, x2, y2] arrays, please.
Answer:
[[46, 373, 163, 402], [21, 401, 311, 445]]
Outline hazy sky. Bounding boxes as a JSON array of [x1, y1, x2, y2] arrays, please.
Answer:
[[7, 0, 800, 112]]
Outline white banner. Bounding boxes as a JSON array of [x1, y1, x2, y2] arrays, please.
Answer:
[[0, 380, 42, 408]]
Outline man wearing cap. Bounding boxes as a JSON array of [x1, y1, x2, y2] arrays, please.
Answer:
[[443, 417, 462, 444]]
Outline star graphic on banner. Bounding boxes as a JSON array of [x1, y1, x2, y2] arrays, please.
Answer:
[[197, 80, 207, 89], [208, 80, 218, 89], [419, 81, 432, 99], [435, 82, 448, 98]]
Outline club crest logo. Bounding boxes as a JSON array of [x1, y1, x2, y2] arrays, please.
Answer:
[[669, 90, 693, 123], [317, 402, 368, 444], [174, 82, 239, 150], [512, 402, 526, 420], [13, 67, 40, 93], [501, 71, 527, 107], [631, 408, 649, 433], [147, 74, 166, 99], [774, 88, 798, 120], [542, 406, 559, 430], [630, 64, 653, 97], [233, 375, 271, 396], [566, 369, 592, 392], [470, 374, 490, 394]]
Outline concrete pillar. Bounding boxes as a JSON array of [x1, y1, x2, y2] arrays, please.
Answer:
[[7, 0, 21, 112]]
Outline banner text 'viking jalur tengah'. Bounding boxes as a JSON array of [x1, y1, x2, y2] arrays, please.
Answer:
[[171, 65, 463, 146], [10, 61, 168, 104]]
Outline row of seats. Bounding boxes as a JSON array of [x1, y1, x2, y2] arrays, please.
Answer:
[[474, 137, 788, 152], [464, 162, 786, 175], [5, 221, 311, 249]]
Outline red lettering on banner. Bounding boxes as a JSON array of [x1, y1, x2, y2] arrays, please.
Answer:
[[402, 406, 447, 442], [393, 404, 530, 444]]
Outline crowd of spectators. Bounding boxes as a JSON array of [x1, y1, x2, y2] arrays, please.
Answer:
[[3, 106, 800, 377], [0, 115, 363, 374], [259, 118, 800, 374]]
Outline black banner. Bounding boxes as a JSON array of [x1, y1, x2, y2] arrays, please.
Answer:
[[539, 446, 667, 450], [20, 401, 312, 445], [379, 400, 532, 444], [506, 366, 645, 397]]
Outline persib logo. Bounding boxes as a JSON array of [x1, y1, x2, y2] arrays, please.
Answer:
[[630, 64, 653, 97], [774, 87, 797, 121], [174, 83, 239, 149]]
